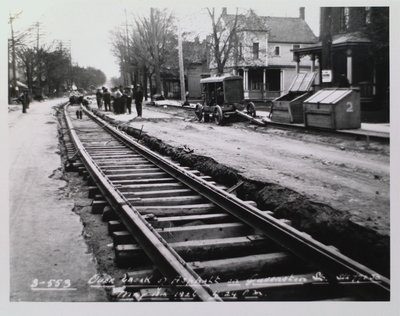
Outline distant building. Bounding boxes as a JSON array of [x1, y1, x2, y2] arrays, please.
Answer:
[[208, 8, 319, 102], [293, 7, 389, 122], [161, 38, 208, 100]]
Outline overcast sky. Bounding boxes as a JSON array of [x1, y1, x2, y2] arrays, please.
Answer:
[[3, 0, 331, 81]]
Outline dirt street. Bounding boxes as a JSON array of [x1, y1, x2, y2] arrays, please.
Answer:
[[104, 104, 389, 237], [8, 99, 106, 301]]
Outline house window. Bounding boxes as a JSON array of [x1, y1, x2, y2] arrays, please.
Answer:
[[340, 7, 350, 32], [274, 46, 280, 56], [239, 43, 243, 59], [253, 42, 259, 59], [292, 44, 300, 60]]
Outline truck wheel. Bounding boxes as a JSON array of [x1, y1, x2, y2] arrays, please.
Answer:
[[247, 102, 256, 118], [195, 104, 203, 121], [214, 105, 224, 125], [204, 113, 210, 122]]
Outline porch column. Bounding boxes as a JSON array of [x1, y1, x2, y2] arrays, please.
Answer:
[[346, 48, 353, 85], [243, 68, 249, 98], [243, 68, 248, 90], [294, 54, 300, 74], [263, 68, 266, 99], [310, 54, 315, 72]]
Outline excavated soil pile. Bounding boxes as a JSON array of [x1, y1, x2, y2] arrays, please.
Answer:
[[91, 110, 390, 277]]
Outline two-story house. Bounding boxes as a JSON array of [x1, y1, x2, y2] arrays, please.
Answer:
[[208, 8, 318, 102]]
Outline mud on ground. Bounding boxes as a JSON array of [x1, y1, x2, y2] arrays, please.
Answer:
[[56, 108, 135, 301], [93, 109, 389, 277]]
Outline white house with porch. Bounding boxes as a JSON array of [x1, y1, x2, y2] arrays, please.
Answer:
[[208, 8, 319, 102]]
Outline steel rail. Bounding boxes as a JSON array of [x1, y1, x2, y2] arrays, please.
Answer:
[[64, 104, 222, 302], [83, 106, 390, 300]]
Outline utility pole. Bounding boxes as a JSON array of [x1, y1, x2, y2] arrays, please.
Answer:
[[151, 8, 162, 95], [320, 7, 333, 87], [35, 21, 44, 92], [177, 22, 185, 103], [8, 11, 22, 100]]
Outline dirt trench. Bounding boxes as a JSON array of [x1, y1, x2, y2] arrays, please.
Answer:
[[93, 110, 390, 278]]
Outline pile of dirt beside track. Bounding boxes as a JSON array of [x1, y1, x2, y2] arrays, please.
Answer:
[[94, 110, 390, 278]]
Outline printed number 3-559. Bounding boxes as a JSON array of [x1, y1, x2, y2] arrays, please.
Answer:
[[47, 279, 71, 288], [30, 279, 71, 288]]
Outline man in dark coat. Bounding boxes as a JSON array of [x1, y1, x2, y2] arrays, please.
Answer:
[[125, 86, 133, 114], [134, 84, 143, 117], [103, 88, 111, 111], [96, 89, 103, 109], [114, 90, 123, 114], [18, 90, 29, 113]]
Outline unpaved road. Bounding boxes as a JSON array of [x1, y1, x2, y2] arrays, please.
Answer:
[[8, 99, 106, 301], [104, 104, 389, 237]]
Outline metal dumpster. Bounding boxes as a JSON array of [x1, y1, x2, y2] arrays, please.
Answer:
[[271, 72, 316, 123], [303, 88, 361, 130]]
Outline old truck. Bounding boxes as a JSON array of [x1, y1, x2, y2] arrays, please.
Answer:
[[195, 75, 256, 125]]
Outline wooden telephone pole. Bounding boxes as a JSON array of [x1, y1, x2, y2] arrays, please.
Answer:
[[8, 11, 22, 100]]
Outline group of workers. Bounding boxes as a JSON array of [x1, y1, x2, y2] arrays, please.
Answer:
[[96, 85, 143, 117]]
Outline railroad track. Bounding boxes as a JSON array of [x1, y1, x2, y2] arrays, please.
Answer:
[[61, 102, 390, 301]]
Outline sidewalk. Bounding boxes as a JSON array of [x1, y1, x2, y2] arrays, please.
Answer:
[[8, 98, 106, 301], [145, 99, 390, 139]]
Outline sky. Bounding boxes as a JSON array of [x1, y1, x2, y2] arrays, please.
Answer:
[[3, 0, 322, 82]]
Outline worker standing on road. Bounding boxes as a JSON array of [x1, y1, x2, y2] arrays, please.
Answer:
[[134, 84, 143, 117], [103, 88, 111, 111], [126, 86, 133, 114], [96, 88, 103, 109], [114, 90, 122, 114], [18, 90, 29, 113], [120, 89, 128, 114]]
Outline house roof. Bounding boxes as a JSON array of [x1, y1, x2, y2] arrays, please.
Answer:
[[261, 17, 317, 43], [224, 13, 317, 44], [293, 31, 372, 54]]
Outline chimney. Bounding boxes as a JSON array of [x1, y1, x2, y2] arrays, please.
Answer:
[[299, 7, 305, 20], [222, 7, 227, 16]]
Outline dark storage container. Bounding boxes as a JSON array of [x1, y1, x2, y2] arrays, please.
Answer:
[[303, 88, 361, 130], [271, 72, 316, 123]]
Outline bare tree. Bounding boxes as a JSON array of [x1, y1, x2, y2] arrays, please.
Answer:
[[110, 29, 131, 86], [207, 8, 240, 75], [134, 8, 176, 94], [16, 47, 36, 89]]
